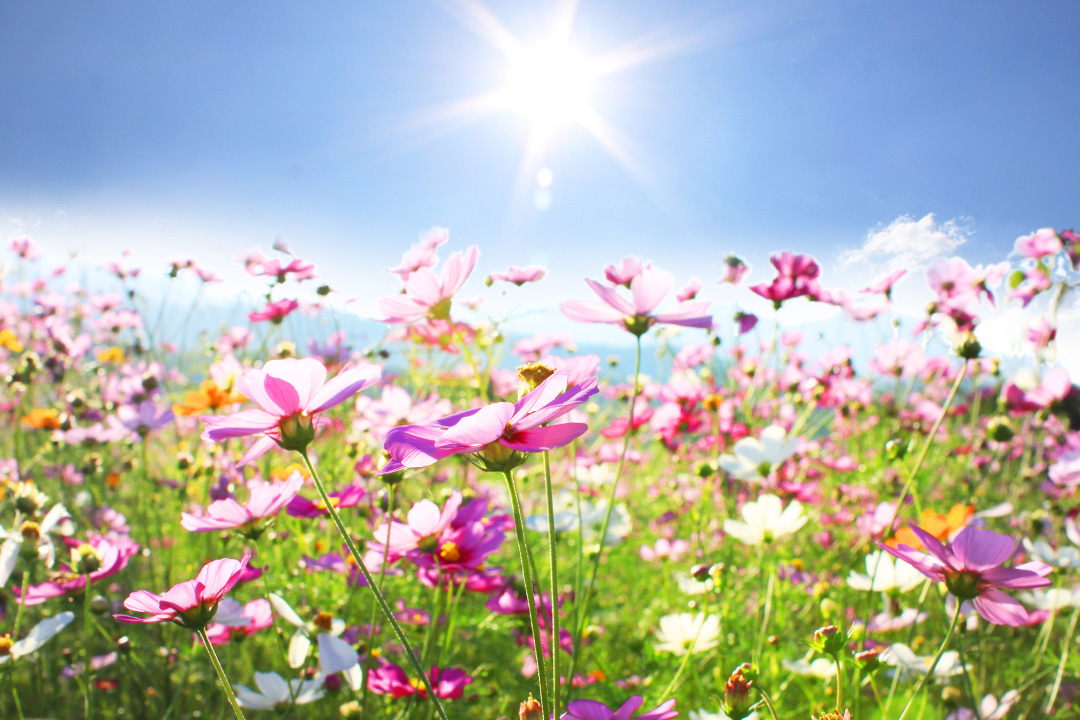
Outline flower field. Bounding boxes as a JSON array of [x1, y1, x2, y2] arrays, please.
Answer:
[[0, 229, 1078, 720]]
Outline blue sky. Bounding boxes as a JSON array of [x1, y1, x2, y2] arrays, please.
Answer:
[[2, 1, 1078, 353]]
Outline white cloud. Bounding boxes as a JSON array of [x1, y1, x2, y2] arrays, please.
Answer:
[[842, 213, 971, 271]]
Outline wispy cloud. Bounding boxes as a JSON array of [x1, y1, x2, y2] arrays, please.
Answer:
[[842, 213, 971, 270]]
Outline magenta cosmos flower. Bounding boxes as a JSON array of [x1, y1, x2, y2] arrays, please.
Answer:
[[878, 526, 1051, 626], [248, 298, 300, 324], [561, 265, 712, 336], [378, 370, 599, 475], [180, 473, 304, 535], [563, 696, 677, 720], [201, 357, 381, 465], [115, 555, 251, 629]]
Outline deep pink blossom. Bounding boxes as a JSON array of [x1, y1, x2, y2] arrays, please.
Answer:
[[604, 256, 651, 287], [115, 555, 251, 628], [562, 266, 712, 336], [286, 482, 367, 518], [248, 298, 299, 324], [15, 536, 139, 606], [675, 277, 702, 302], [367, 662, 472, 699], [719, 254, 749, 285], [878, 526, 1051, 626], [862, 269, 906, 298], [201, 357, 381, 465], [181, 473, 304, 533], [378, 369, 599, 474], [1014, 228, 1062, 259]]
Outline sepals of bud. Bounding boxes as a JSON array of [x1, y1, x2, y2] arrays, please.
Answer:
[[278, 412, 316, 452]]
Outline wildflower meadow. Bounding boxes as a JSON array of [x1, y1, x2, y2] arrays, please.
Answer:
[[1, 228, 1079, 720]]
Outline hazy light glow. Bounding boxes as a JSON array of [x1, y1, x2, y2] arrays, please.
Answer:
[[504, 44, 595, 128]]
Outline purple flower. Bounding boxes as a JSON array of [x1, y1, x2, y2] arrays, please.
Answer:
[[378, 370, 599, 474], [563, 696, 677, 720], [878, 525, 1052, 626]]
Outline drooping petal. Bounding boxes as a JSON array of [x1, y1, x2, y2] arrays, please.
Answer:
[[317, 632, 360, 674], [973, 588, 1031, 626], [288, 630, 312, 668], [12, 611, 75, 656], [307, 363, 381, 414], [585, 278, 636, 316], [980, 566, 1053, 590], [253, 671, 291, 703]]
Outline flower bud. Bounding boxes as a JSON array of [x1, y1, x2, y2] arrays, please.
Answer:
[[853, 647, 882, 674], [884, 438, 908, 461], [987, 416, 1014, 442], [278, 412, 316, 452], [519, 693, 542, 720], [809, 625, 847, 656], [723, 665, 756, 720], [955, 331, 981, 360]]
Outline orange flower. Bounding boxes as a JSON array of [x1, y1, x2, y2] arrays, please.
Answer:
[[96, 346, 125, 364], [171, 380, 245, 417], [885, 503, 974, 550], [22, 408, 61, 430], [0, 329, 23, 352]]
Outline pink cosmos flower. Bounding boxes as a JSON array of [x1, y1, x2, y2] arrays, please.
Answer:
[[378, 246, 479, 323], [512, 333, 576, 361], [749, 252, 821, 307], [862, 268, 907, 298], [10, 237, 40, 260], [486, 265, 547, 286], [286, 482, 367, 518], [878, 526, 1051, 626], [181, 473, 304, 534], [734, 311, 758, 334], [1027, 316, 1056, 349], [115, 555, 251, 629], [378, 370, 599, 474], [719, 253, 749, 285], [15, 536, 140, 606], [373, 492, 504, 574], [675, 277, 702, 302], [201, 357, 382, 465], [387, 227, 449, 281], [1002, 367, 1072, 414], [203, 598, 273, 645], [604, 256, 651, 287], [562, 266, 712, 336], [1014, 228, 1063, 259], [250, 258, 317, 284], [248, 298, 300, 323], [563, 696, 677, 720], [367, 662, 472, 699]]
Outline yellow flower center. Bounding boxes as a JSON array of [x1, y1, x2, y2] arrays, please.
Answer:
[[438, 541, 461, 563], [0, 635, 12, 656], [313, 611, 334, 632]]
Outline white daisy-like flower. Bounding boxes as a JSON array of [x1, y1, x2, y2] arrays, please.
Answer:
[[717, 426, 798, 482], [846, 550, 925, 593], [1021, 538, 1080, 569], [1018, 587, 1080, 611], [653, 612, 720, 656], [781, 657, 837, 678], [944, 690, 1019, 720], [0, 504, 73, 587], [883, 643, 963, 681], [235, 671, 326, 710], [269, 594, 361, 688], [528, 497, 631, 545], [0, 611, 75, 664], [723, 494, 806, 545]]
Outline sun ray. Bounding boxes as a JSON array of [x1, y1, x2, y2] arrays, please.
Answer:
[[437, 0, 524, 59]]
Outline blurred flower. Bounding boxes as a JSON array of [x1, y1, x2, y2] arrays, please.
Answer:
[[717, 425, 797, 482], [846, 550, 924, 593], [723, 494, 806, 545], [235, 671, 325, 710], [945, 690, 1019, 720], [563, 696, 677, 720], [181, 473, 304, 535], [0, 611, 74, 664], [653, 612, 720, 655], [562, 265, 712, 336], [487, 265, 547, 286]]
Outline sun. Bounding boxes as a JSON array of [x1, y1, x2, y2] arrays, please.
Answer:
[[503, 43, 595, 128]]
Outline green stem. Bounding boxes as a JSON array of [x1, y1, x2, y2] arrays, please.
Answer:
[[502, 469, 548, 720], [542, 450, 562, 717], [896, 600, 963, 720], [1045, 602, 1080, 714], [570, 335, 642, 693], [452, 322, 488, 403], [197, 628, 246, 720], [755, 686, 780, 720], [753, 556, 775, 667], [361, 483, 395, 720], [832, 653, 843, 713], [11, 564, 31, 638], [299, 452, 450, 720], [83, 573, 93, 720]]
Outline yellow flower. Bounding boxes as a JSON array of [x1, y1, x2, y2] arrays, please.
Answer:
[[21, 408, 61, 430], [0, 329, 23, 353], [96, 347, 125, 364]]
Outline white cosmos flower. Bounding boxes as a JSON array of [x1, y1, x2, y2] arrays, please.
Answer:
[[1021, 538, 1080, 569], [883, 643, 963, 681], [944, 690, 1019, 720], [723, 494, 806, 545], [0, 611, 75, 664], [653, 612, 720, 656], [1018, 587, 1080, 610], [0, 504, 73, 587], [846, 551, 925, 593], [717, 425, 798, 482], [782, 657, 837, 678], [235, 671, 326, 710], [526, 495, 631, 545], [269, 593, 360, 686]]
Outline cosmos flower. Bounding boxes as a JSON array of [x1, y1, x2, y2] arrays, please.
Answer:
[[723, 494, 806, 546], [883, 643, 963, 681], [653, 612, 720, 655], [378, 370, 599, 475], [367, 662, 472, 699], [0, 612, 74, 664], [378, 246, 480, 323], [114, 555, 251, 629], [878, 526, 1052, 626], [181, 473, 304, 535], [944, 691, 1020, 720], [717, 425, 798, 482], [234, 671, 326, 710], [267, 593, 361, 681], [200, 357, 381, 465], [486, 265, 547, 286], [562, 696, 678, 720], [561, 265, 712, 335], [0, 504, 73, 587]]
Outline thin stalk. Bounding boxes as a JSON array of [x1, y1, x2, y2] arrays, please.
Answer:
[[11, 564, 32, 638], [831, 653, 843, 712], [1045, 602, 1080, 714], [299, 452, 450, 720], [755, 686, 781, 720], [896, 600, 963, 720], [361, 483, 395, 720], [83, 573, 94, 720], [572, 335, 642, 676], [502, 469, 548, 720], [197, 628, 246, 720], [452, 322, 489, 402], [753, 556, 775, 667], [542, 450, 562, 717]]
